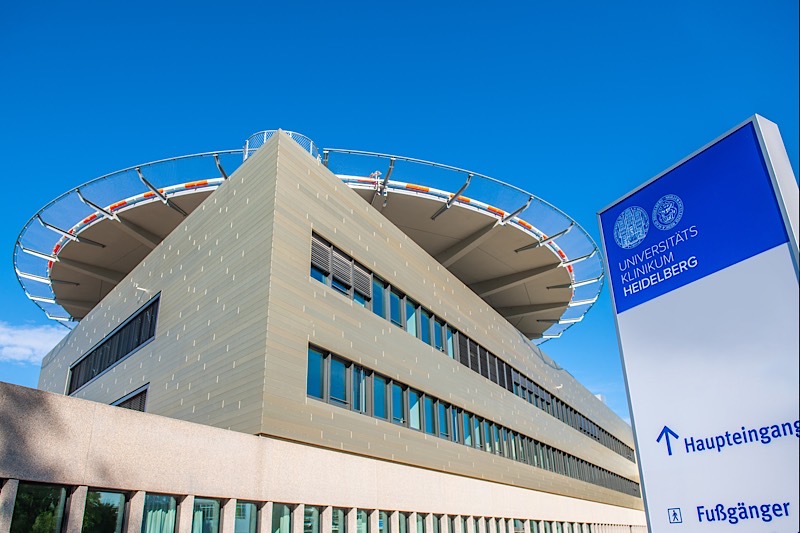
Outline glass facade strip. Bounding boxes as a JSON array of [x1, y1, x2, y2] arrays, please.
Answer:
[[309, 235, 637, 466], [69, 297, 160, 394], [306, 345, 641, 496]]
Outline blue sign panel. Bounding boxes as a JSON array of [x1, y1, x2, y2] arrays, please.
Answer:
[[600, 123, 789, 313]]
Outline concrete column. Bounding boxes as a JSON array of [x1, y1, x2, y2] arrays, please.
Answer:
[[221, 498, 237, 533], [259, 501, 274, 533], [523, 518, 531, 533], [368, 509, 379, 533], [0, 479, 19, 533], [347, 507, 358, 533], [390, 511, 399, 533], [125, 490, 146, 533], [292, 504, 305, 533], [64, 485, 88, 533], [409, 513, 418, 533], [178, 495, 195, 533], [464, 516, 472, 533], [477, 517, 486, 533], [424, 514, 434, 533], [322, 506, 333, 533]]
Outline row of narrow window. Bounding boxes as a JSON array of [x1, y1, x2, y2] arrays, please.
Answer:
[[68, 297, 160, 394], [310, 234, 634, 462], [6, 480, 643, 533], [308, 346, 640, 497]]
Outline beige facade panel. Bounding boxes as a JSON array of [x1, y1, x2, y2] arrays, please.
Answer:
[[37, 132, 640, 510]]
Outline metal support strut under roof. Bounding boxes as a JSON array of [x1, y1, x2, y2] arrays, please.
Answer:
[[36, 215, 105, 248], [214, 154, 228, 180], [431, 174, 472, 220], [515, 222, 574, 253], [76, 188, 161, 249], [136, 168, 188, 217]]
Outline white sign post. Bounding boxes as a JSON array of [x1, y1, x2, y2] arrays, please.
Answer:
[[598, 115, 799, 532]]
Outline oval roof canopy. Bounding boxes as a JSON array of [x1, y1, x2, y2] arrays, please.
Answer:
[[14, 131, 603, 342]]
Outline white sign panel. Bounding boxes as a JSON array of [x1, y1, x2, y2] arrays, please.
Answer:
[[598, 115, 799, 532]]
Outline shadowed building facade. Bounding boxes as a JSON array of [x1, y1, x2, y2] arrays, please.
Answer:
[[1, 131, 646, 533]]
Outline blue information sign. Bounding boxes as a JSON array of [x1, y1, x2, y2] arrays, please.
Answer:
[[600, 123, 789, 314]]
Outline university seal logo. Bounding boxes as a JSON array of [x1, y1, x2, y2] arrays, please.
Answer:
[[613, 206, 649, 249], [652, 194, 684, 230]]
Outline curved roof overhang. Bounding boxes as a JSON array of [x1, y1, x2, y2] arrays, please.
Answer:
[[14, 131, 604, 343]]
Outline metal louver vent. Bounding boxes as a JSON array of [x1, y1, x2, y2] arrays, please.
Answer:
[[117, 389, 147, 412], [311, 234, 331, 273], [332, 249, 352, 286], [353, 263, 372, 297]]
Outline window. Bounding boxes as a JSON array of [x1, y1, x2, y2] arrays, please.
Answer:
[[374, 375, 388, 419], [416, 514, 426, 533], [463, 412, 473, 446], [379, 511, 391, 533], [409, 389, 421, 430], [10, 482, 67, 533], [304, 505, 321, 533], [330, 357, 349, 406], [450, 406, 460, 442], [142, 494, 177, 533], [307, 347, 325, 399], [83, 490, 125, 533], [473, 417, 482, 448], [333, 508, 348, 533], [420, 309, 432, 346], [68, 296, 159, 394], [234, 502, 258, 533], [357, 510, 370, 533], [405, 299, 418, 337], [353, 366, 367, 413], [399, 513, 409, 533], [423, 396, 435, 435], [372, 278, 387, 318], [438, 402, 450, 439], [433, 320, 444, 351], [193, 498, 221, 533], [273, 504, 293, 533], [387, 289, 402, 327], [391, 383, 406, 425], [310, 265, 328, 284]]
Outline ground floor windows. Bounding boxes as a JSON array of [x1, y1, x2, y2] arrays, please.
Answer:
[[143, 493, 178, 533], [357, 510, 370, 533], [304, 505, 322, 533], [10, 482, 67, 533], [273, 503, 293, 533], [193, 497, 221, 533], [235, 502, 258, 533], [379, 511, 391, 533], [83, 490, 126, 533], [333, 508, 348, 533], [306, 345, 640, 497]]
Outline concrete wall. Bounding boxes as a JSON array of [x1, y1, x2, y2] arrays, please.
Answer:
[[36, 132, 640, 510], [0, 382, 646, 533]]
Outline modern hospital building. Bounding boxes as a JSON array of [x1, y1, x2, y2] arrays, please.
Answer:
[[1, 131, 647, 533]]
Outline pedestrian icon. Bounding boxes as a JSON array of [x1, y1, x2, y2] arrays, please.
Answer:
[[668, 508, 682, 524]]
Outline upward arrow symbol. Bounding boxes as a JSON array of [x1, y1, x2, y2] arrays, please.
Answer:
[[657, 425, 680, 456]]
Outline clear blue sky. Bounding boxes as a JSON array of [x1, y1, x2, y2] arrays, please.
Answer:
[[1, 1, 797, 421]]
